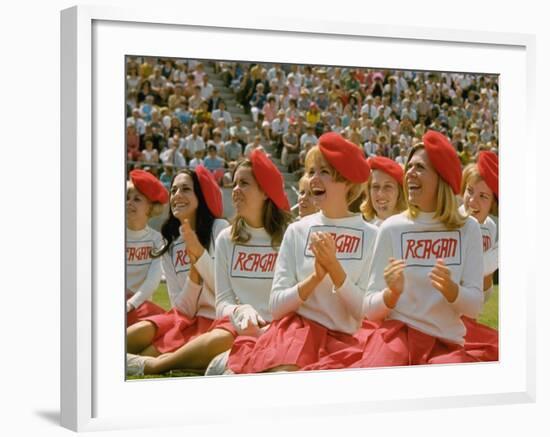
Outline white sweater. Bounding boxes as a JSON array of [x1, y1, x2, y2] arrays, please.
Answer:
[[270, 212, 378, 334], [458, 205, 498, 277], [162, 219, 229, 319], [126, 226, 164, 309], [363, 211, 484, 345], [215, 224, 279, 322]]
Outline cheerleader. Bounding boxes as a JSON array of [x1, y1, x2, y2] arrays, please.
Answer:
[[296, 175, 319, 219], [126, 166, 231, 375], [354, 130, 495, 367], [360, 156, 407, 226], [460, 151, 499, 301], [205, 149, 293, 375], [227, 132, 378, 373], [459, 151, 499, 360], [126, 169, 168, 326]]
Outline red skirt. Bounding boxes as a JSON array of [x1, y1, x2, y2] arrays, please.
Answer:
[[145, 311, 238, 354], [126, 301, 165, 327], [352, 319, 498, 368], [228, 313, 361, 374], [462, 316, 499, 361], [305, 319, 499, 370]]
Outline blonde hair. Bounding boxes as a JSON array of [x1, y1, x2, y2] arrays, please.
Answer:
[[230, 160, 293, 247], [126, 180, 164, 218], [304, 146, 365, 206], [404, 144, 466, 229], [360, 173, 407, 221], [461, 163, 499, 217]]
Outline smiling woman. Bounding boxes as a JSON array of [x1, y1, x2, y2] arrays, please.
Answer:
[[225, 132, 379, 373], [125, 167, 233, 376], [311, 130, 499, 369]]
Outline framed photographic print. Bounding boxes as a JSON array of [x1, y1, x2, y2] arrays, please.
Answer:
[[61, 5, 535, 432]]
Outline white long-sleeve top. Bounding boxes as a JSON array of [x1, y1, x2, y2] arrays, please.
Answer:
[[363, 211, 484, 345], [126, 226, 164, 309], [162, 219, 229, 319], [458, 205, 498, 277], [459, 205, 498, 301], [215, 224, 279, 322], [269, 212, 378, 334]]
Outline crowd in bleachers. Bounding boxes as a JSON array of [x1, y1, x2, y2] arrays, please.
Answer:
[[126, 57, 499, 191]]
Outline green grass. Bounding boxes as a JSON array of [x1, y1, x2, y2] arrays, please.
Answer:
[[151, 282, 170, 311], [478, 285, 499, 329], [131, 281, 498, 379]]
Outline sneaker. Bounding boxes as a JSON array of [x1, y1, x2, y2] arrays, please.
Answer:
[[126, 353, 147, 376], [204, 350, 233, 376]]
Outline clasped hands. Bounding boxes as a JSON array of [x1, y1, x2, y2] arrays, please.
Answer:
[[309, 231, 339, 281]]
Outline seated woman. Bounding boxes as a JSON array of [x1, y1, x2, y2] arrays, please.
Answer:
[[226, 132, 378, 373], [206, 150, 293, 375], [459, 151, 499, 360], [360, 156, 407, 227], [126, 169, 168, 326], [126, 166, 231, 375], [353, 130, 496, 367]]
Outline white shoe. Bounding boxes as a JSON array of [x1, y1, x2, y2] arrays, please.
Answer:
[[204, 350, 233, 376], [126, 353, 147, 376]]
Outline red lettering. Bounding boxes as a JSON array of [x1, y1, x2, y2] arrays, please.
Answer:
[[404, 238, 458, 260], [233, 251, 278, 273], [127, 247, 136, 262], [175, 249, 190, 268], [405, 239, 415, 258], [333, 234, 361, 254]]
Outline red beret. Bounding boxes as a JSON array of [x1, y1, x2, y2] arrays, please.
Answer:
[[195, 165, 224, 217], [318, 132, 370, 183], [367, 156, 404, 185], [250, 150, 290, 211], [477, 151, 499, 199], [422, 130, 462, 194], [129, 169, 168, 204]]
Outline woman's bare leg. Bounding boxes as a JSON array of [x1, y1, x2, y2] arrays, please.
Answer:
[[126, 321, 157, 354], [143, 329, 234, 374]]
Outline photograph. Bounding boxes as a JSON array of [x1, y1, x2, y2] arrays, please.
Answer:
[[124, 57, 500, 379]]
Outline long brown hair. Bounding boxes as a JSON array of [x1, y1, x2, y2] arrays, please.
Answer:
[[230, 160, 293, 247]]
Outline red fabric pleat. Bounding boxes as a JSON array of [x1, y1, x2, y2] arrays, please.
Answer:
[[144, 310, 214, 353], [462, 316, 499, 361], [306, 318, 498, 370], [126, 301, 165, 327], [228, 313, 361, 373]]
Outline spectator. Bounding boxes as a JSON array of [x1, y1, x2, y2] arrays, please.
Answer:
[[203, 145, 226, 174], [281, 123, 300, 172], [223, 134, 243, 164], [244, 135, 265, 159], [200, 74, 214, 100], [183, 124, 206, 161], [300, 124, 318, 148], [127, 124, 141, 162], [188, 149, 204, 169], [229, 116, 250, 147], [140, 139, 159, 168], [211, 100, 233, 125], [127, 108, 146, 136]]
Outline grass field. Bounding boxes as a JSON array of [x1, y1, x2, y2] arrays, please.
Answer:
[[128, 282, 499, 379]]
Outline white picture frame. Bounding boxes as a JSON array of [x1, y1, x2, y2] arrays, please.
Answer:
[[60, 5, 536, 432]]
